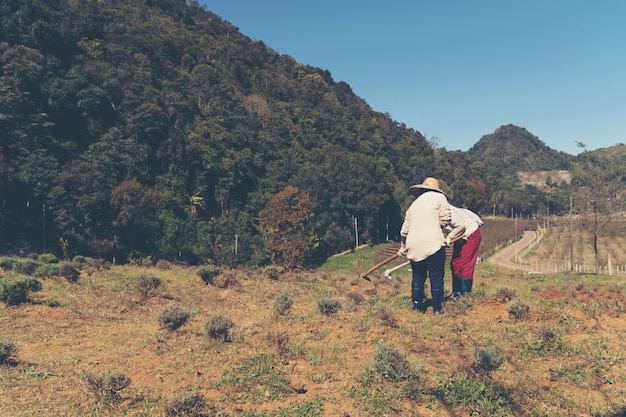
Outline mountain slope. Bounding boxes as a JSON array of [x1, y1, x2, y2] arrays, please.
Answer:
[[467, 124, 575, 176]]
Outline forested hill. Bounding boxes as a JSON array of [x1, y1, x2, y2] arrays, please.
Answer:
[[468, 125, 574, 175], [0, 0, 441, 265], [0, 0, 621, 267]]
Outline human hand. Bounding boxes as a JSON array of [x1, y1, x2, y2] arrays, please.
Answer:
[[397, 244, 408, 257], [444, 236, 452, 246]]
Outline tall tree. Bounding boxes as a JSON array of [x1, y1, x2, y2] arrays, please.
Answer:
[[257, 186, 316, 269]]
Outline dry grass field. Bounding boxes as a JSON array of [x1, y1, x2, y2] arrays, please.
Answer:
[[1, 223, 625, 417]]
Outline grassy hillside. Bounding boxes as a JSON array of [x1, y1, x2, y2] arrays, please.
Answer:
[[1, 243, 625, 416]]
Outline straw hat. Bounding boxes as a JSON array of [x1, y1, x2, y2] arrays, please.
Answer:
[[409, 177, 448, 197]]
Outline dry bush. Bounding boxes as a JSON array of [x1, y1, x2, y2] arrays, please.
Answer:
[[317, 297, 341, 316], [346, 291, 365, 305], [205, 314, 233, 342], [444, 295, 475, 317], [158, 303, 190, 331], [58, 262, 80, 283], [506, 299, 531, 320], [373, 343, 416, 382], [263, 265, 284, 280], [80, 370, 131, 402], [165, 393, 208, 417], [266, 331, 291, 364], [136, 275, 161, 300], [376, 304, 399, 328], [471, 345, 504, 376], [214, 271, 239, 288], [196, 264, 219, 285], [272, 292, 293, 316], [494, 286, 517, 303], [156, 259, 172, 270], [0, 342, 18, 365]]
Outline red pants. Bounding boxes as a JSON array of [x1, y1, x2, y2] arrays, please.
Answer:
[[450, 229, 481, 280]]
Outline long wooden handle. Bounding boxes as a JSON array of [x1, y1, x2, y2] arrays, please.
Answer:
[[361, 253, 399, 279], [448, 235, 464, 245], [361, 235, 464, 280]]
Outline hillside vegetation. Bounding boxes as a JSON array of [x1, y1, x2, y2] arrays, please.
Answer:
[[1, 0, 624, 269]]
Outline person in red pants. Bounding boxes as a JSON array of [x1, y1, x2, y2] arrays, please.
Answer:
[[445, 206, 483, 296]]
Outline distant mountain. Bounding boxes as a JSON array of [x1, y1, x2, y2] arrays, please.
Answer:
[[588, 143, 626, 160], [467, 124, 575, 177]]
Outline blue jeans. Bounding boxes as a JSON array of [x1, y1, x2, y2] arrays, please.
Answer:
[[410, 247, 446, 313]]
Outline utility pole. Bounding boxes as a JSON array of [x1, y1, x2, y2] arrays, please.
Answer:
[[42, 203, 47, 253], [354, 216, 359, 247], [569, 193, 573, 271]]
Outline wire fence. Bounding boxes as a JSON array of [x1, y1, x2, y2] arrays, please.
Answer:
[[492, 227, 626, 275]]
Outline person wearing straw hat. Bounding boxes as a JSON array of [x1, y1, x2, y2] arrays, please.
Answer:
[[444, 205, 483, 297], [397, 177, 451, 314]]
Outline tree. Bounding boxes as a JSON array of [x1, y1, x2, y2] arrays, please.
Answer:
[[257, 186, 316, 269], [574, 142, 625, 273], [110, 179, 161, 259]]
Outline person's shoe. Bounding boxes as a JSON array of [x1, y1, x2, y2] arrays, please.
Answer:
[[433, 310, 444, 315]]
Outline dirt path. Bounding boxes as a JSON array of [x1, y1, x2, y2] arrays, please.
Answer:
[[487, 230, 537, 270]]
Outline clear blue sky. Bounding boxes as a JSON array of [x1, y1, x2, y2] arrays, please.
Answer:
[[200, 1, 626, 155]]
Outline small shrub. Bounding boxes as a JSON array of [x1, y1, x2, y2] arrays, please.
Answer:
[[92, 258, 111, 270], [214, 271, 239, 288], [267, 331, 291, 364], [535, 323, 563, 353], [376, 304, 399, 328], [471, 345, 504, 375], [445, 295, 475, 317], [158, 303, 190, 331], [506, 299, 531, 320], [165, 393, 208, 417], [156, 259, 172, 270], [33, 263, 60, 278], [58, 262, 80, 283], [0, 277, 42, 305], [263, 265, 284, 280], [317, 297, 341, 316], [13, 259, 39, 275], [273, 292, 293, 316], [346, 291, 365, 305], [495, 286, 516, 303], [136, 275, 162, 300], [0, 342, 18, 365], [196, 264, 220, 285], [72, 255, 87, 269], [373, 343, 415, 382], [80, 369, 131, 402], [37, 253, 58, 264], [0, 257, 17, 270], [205, 314, 233, 342]]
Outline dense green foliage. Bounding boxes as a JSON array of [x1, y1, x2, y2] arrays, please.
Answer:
[[1, 0, 624, 267]]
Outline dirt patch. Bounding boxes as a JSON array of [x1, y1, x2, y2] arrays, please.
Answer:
[[535, 285, 626, 304]]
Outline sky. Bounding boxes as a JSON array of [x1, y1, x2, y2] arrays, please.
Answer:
[[200, 1, 626, 155]]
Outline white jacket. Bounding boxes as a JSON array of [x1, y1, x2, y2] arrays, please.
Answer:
[[446, 206, 482, 241], [400, 191, 451, 262]]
